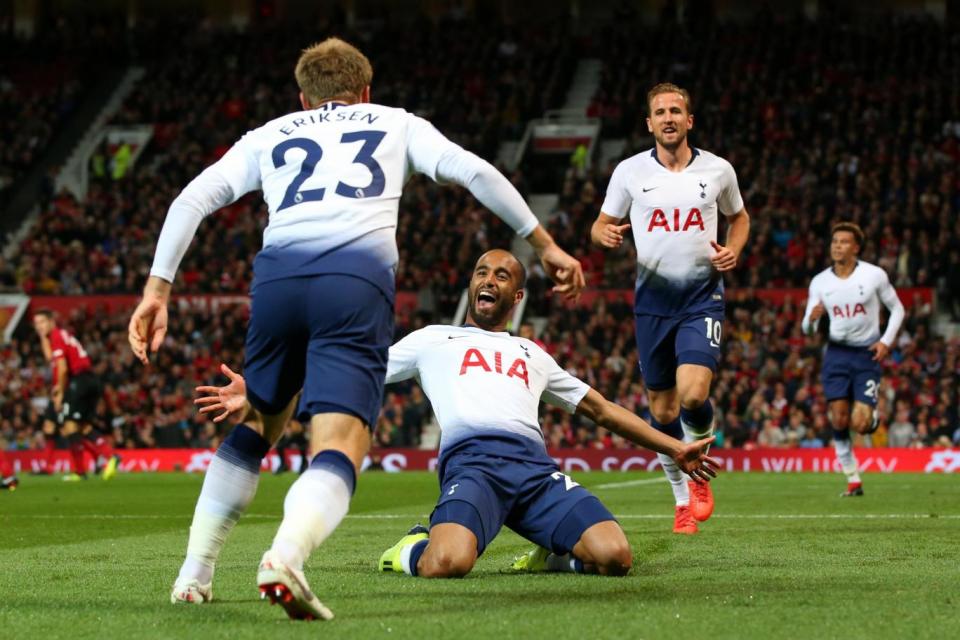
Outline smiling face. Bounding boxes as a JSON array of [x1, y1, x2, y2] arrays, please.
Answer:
[[646, 91, 693, 151], [466, 250, 525, 332]]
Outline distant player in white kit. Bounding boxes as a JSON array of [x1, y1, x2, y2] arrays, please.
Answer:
[[196, 250, 720, 580], [590, 83, 750, 534], [802, 222, 904, 497], [127, 38, 585, 620]]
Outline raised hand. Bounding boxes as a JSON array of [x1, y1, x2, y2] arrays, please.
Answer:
[[539, 243, 586, 301], [128, 276, 172, 365], [194, 364, 248, 423], [672, 436, 721, 482]]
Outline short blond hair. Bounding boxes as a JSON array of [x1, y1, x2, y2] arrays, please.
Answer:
[[295, 37, 373, 106], [647, 82, 693, 116]]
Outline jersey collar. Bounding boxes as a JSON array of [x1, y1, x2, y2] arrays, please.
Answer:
[[316, 101, 350, 111], [831, 260, 860, 278], [651, 146, 699, 169]]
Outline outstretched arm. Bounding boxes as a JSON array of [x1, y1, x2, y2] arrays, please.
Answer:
[[130, 139, 259, 364], [574, 388, 719, 481], [437, 151, 585, 299], [409, 118, 584, 300], [195, 364, 251, 423]]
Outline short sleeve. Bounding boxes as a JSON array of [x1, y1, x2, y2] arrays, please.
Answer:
[[717, 160, 745, 216], [599, 162, 632, 220], [537, 346, 590, 413], [49, 331, 66, 360], [385, 330, 426, 384]]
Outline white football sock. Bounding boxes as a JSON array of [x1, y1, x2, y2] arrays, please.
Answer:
[[400, 540, 428, 576], [177, 453, 260, 585], [833, 438, 861, 484], [270, 467, 352, 571], [658, 452, 690, 506]]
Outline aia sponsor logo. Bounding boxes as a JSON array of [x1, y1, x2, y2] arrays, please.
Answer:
[[832, 303, 867, 318], [459, 348, 529, 388], [647, 208, 705, 232]]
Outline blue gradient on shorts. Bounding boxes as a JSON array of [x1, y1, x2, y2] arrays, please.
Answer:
[[634, 271, 724, 317]]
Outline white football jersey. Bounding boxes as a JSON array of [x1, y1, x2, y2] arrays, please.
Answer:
[[802, 261, 905, 347], [385, 325, 590, 453], [150, 101, 538, 297], [600, 147, 744, 316]]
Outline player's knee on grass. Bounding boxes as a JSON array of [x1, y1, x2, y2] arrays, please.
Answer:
[[417, 545, 477, 578], [574, 521, 632, 577], [417, 522, 478, 578]]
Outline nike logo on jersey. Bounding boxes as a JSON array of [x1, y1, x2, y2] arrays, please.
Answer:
[[642, 187, 659, 193], [448, 335, 469, 340]]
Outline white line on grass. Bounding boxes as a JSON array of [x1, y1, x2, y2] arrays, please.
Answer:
[[593, 477, 668, 490], [4, 513, 959, 520]]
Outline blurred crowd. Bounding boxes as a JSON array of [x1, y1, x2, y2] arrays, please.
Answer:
[[9, 15, 566, 297], [565, 12, 959, 313], [2, 10, 959, 453]]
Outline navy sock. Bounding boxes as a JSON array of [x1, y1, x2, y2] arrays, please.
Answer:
[[408, 539, 429, 577], [650, 416, 683, 440], [309, 449, 357, 496], [680, 400, 714, 432], [216, 424, 271, 473], [572, 557, 585, 574]]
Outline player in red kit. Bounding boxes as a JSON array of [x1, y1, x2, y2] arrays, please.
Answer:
[[1, 450, 18, 491], [32, 310, 116, 481]]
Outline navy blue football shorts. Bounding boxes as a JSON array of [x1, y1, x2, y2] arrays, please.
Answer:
[[430, 450, 616, 556], [634, 304, 724, 391], [821, 343, 882, 407], [243, 274, 393, 429]]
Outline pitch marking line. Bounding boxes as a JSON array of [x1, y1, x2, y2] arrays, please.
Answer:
[[593, 477, 668, 489], [3, 513, 959, 520]]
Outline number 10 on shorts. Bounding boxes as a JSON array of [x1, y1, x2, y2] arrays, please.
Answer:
[[704, 317, 722, 348]]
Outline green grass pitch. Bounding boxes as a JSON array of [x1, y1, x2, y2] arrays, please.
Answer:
[[1, 471, 958, 639]]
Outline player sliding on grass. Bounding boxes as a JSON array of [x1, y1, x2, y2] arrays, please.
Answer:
[[197, 250, 719, 581]]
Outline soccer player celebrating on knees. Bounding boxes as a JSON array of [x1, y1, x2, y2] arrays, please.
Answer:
[[591, 83, 750, 534], [128, 38, 584, 618], [196, 250, 719, 580], [801, 222, 904, 497], [32, 310, 113, 481]]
